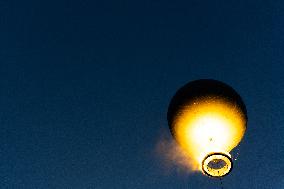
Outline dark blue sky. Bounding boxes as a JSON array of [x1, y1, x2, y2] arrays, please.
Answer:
[[1, 0, 284, 188]]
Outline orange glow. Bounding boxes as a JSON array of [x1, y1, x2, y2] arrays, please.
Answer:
[[172, 97, 246, 172]]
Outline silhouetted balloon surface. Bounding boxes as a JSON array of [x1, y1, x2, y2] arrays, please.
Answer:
[[167, 79, 247, 177]]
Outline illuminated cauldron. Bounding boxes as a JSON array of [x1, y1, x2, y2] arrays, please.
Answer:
[[167, 79, 247, 177]]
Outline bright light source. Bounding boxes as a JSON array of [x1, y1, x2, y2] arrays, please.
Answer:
[[168, 80, 247, 177]]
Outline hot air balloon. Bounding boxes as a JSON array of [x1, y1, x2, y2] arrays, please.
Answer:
[[167, 79, 247, 177]]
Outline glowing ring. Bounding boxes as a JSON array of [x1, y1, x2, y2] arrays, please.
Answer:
[[202, 152, 233, 177]]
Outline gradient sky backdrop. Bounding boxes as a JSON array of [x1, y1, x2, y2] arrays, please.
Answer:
[[1, 0, 284, 188]]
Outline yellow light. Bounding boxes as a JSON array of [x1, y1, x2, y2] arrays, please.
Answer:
[[172, 97, 246, 176], [202, 152, 232, 177]]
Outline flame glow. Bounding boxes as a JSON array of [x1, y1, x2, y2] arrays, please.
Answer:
[[172, 97, 246, 172]]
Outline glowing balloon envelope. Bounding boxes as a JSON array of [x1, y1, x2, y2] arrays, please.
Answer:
[[167, 79, 247, 177]]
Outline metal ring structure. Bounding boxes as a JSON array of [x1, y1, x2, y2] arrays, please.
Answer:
[[202, 152, 233, 178]]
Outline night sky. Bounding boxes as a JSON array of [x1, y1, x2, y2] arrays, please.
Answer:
[[1, 0, 284, 188]]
